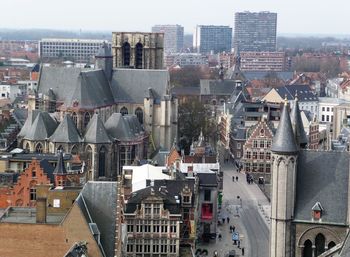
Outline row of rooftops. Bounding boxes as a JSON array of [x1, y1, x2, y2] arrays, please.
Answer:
[[18, 110, 145, 143]]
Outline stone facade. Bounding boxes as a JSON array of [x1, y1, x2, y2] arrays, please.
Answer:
[[112, 32, 164, 69]]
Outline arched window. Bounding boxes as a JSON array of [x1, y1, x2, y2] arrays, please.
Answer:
[[303, 240, 312, 257], [71, 145, 78, 155], [86, 145, 93, 169], [123, 42, 131, 67], [328, 241, 336, 250], [315, 233, 326, 256], [25, 143, 30, 152], [98, 146, 106, 177], [72, 112, 78, 126], [135, 42, 143, 69], [35, 143, 43, 153], [135, 107, 144, 124], [120, 107, 128, 116], [83, 112, 91, 128]]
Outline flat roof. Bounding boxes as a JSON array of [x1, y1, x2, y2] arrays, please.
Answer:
[[0, 207, 65, 224]]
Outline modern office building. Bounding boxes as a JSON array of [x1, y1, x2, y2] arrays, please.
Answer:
[[152, 25, 184, 53], [39, 38, 106, 62], [193, 25, 232, 54], [234, 11, 277, 54], [240, 51, 289, 71]]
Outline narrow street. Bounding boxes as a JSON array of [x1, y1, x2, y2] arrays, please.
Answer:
[[197, 159, 270, 257]]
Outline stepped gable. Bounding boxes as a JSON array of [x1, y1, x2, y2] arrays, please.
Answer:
[[49, 115, 82, 143], [84, 113, 111, 144]]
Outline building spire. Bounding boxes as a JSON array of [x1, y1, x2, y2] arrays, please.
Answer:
[[271, 102, 298, 154], [291, 93, 308, 148]]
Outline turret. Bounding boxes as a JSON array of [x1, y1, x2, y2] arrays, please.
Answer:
[[270, 100, 298, 257], [53, 150, 67, 187], [290, 94, 308, 149], [95, 42, 113, 81]]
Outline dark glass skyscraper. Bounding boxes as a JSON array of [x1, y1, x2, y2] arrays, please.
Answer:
[[193, 25, 232, 54], [234, 11, 277, 54]]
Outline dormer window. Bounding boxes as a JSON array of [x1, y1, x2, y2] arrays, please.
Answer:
[[312, 202, 324, 220]]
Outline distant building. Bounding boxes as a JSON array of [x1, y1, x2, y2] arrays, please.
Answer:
[[165, 53, 208, 67], [234, 11, 277, 54], [240, 51, 289, 72], [152, 25, 184, 53], [193, 25, 232, 54], [39, 38, 106, 62], [112, 32, 164, 69]]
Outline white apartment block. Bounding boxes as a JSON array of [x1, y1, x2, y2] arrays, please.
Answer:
[[318, 97, 350, 130], [39, 38, 107, 61], [165, 53, 208, 67]]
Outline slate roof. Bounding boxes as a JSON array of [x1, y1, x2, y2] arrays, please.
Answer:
[[197, 173, 218, 187], [53, 151, 67, 175], [200, 79, 237, 96], [111, 69, 169, 104], [24, 112, 58, 140], [84, 113, 111, 144], [290, 99, 308, 146], [12, 108, 28, 127], [171, 86, 200, 96], [243, 71, 294, 81], [104, 113, 144, 142], [49, 115, 82, 143], [76, 182, 117, 257], [18, 110, 40, 138], [125, 186, 181, 214], [295, 150, 350, 225], [274, 85, 318, 102], [271, 103, 298, 154]]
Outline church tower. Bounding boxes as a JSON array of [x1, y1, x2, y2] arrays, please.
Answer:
[[270, 101, 298, 257], [95, 42, 113, 81]]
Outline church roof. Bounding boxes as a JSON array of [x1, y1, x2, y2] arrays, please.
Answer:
[[104, 113, 144, 142], [49, 115, 82, 143], [111, 69, 169, 104], [53, 151, 67, 175], [271, 103, 298, 154], [290, 98, 308, 146], [200, 79, 237, 96], [24, 112, 58, 141], [84, 113, 111, 144], [18, 110, 40, 138], [295, 150, 350, 225]]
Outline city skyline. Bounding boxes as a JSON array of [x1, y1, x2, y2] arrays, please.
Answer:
[[1, 0, 349, 37]]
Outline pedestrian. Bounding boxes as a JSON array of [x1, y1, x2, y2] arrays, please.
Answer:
[[229, 225, 233, 232], [232, 225, 235, 232], [236, 176, 239, 182], [242, 247, 245, 256], [238, 240, 241, 248], [227, 216, 230, 223], [222, 218, 225, 224], [218, 233, 222, 241]]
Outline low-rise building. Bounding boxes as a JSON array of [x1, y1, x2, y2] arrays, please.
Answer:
[[240, 51, 289, 72]]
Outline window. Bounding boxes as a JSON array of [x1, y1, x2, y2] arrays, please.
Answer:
[[252, 163, 258, 172], [98, 146, 106, 177], [127, 240, 134, 252], [266, 152, 271, 160], [170, 240, 177, 253], [145, 203, 151, 215], [127, 224, 133, 232], [83, 112, 91, 128], [120, 107, 128, 116], [259, 163, 264, 172], [144, 220, 151, 233], [122, 42, 131, 66], [237, 152, 241, 158], [72, 112, 77, 126], [327, 107, 330, 112], [183, 208, 189, 220], [253, 151, 257, 159], [322, 107, 325, 111], [259, 152, 264, 160], [267, 141, 271, 148], [135, 240, 142, 253], [153, 221, 160, 233], [246, 151, 251, 159], [331, 116, 333, 122], [183, 195, 190, 204], [135, 42, 143, 69], [266, 164, 271, 173], [161, 240, 167, 253], [30, 188, 36, 201], [253, 140, 258, 148], [170, 221, 177, 233], [259, 140, 264, 148], [204, 190, 211, 201], [136, 224, 143, 233], [144, 240, 151, 253], [245, 163, 251, 172], [237, 143, 241, 149], [326, 115, 329, 122], [153, 240, 159, 253], [322, 115, 325, 121], [161, 223, 168, 233], [35, 143, 43, 153], [32, 170, 36, 178], [71, 145, 78, 155], [135, 107, 144, 124], [153, 204, 160, 215]]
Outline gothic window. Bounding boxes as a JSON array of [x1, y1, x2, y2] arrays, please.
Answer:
[[72, 112, 78, 126], [135, 107, 144, 124], [122, 42, 131, 67], [135, 42, 143, 69], [98, 146, 106, 177], [35, 143, 43, 153], [83, 112, 91, 128], [71, 145, 78, 155], [86, 145, 93, 169], [57, 145, 63, 152], [120, 107, 128, 116], [328, 241, 336, 250], [303, 240, 312, 257], [25, 143, 30, 152], [315, 233, 326, 256]]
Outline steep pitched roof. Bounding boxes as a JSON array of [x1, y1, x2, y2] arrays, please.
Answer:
[[18, 110, 40, 138], [49, 115, 82, 143], [84, 113, 111, 144], [271, 103, 298, 154], [295, 150, 350, 225], [290, 98, 308, 147], [104, 113, 144, 142], [111, 69, 169, 104], [53, 151, 67, 175], [24, 112, 58, 141]]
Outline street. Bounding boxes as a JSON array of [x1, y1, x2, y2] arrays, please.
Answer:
[[197, 160, 270, 257]]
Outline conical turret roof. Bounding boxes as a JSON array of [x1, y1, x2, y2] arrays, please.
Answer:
[[53, 151, 67, 175], [290, 97, 308, 147], [271, 102, 298, 154], [84, 113, 111, 144], [49, 115, 82, 143]]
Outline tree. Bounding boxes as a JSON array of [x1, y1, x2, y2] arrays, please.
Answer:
[[170, 65, 218, 87]]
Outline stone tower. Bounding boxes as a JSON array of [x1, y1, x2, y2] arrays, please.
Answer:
[[95, 42, 113, 81], [270, 101, 298, 257]]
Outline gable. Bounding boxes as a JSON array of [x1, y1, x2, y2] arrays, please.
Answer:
[[262, 88, 284, 103]]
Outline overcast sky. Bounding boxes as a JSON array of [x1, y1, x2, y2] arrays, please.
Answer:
[[1, 0, 348, 36]]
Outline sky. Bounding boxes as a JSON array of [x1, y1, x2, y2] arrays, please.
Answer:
[[1, 0, 349, 36]]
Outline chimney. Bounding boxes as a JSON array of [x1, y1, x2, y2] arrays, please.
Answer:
[[36, 197, 47, 223]]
